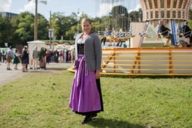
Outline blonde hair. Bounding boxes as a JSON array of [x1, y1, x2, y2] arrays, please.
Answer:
[[81, 17, 92, 25], [81, 17, 95, 33]]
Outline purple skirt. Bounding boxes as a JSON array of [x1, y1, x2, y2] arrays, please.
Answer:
[[69, 55, 102, 113]]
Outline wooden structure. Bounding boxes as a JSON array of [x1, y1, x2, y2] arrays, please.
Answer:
[[140, 0, 192, 22], [101, 48, 192, 76], [68, 1, 192, 77], [68, 48, 192, 76], [139, 0, 192, 47]]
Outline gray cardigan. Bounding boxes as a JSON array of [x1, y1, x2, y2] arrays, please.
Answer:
[[75, 32, 102, 71]]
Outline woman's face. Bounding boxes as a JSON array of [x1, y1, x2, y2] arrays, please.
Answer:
[[81, 20, 91, 34]]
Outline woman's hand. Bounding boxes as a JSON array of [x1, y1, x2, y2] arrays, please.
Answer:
[[96, 70, 100, 79]]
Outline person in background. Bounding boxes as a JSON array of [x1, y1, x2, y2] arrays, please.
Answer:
[[182, 22, 192, 47], [39, 47, 47, 69], [69, 18, 104, 124], [6, 47, 14, 70], [101, 36, 106, 46], [158, 20, 172, 46], [21, 46, 29, 72], [2, 50, 6, 63], [0, 50, 2, 63], [32, 47, 39, 70], [13, 49, 20, 70]]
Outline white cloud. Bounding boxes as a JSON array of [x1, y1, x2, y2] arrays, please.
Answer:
[[19, 0, 35, 14], [129, 3, 141, 12], [19, 0, 47, 14], [0, 0, 12, 12], [98, 3, 113, 17]]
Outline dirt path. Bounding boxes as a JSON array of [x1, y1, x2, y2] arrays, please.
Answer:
[[0, 63, 24, 85], [0, 63, 72, 86]]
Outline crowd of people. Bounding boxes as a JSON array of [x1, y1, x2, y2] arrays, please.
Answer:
[[0, 46, 30, 72], [0, 46, 75, 72]]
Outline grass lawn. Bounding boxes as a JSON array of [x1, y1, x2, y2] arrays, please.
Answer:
[[0, 70, 192, 128]]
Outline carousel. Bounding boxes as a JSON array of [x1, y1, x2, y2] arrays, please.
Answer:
[[140, 0, 192, 47], [100, 0, 192, 76], [69, 0, 192, 76], [98, 0, 192, 48]]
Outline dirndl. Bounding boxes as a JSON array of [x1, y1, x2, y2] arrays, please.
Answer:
[[13, 55, 20, 64], [69, 55, 102, 113]]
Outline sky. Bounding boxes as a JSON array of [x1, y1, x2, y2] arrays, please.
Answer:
[[0, 0, 140, 19]]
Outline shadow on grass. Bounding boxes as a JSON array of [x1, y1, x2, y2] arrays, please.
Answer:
[[88, 118, 145, 128]]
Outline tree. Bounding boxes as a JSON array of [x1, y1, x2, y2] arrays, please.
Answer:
[[92, 17, 106, 33], [189, 8, 192, 20], [13, 12, 48, 45], [0, 16, 13, 47], [14, 12, 34, 45], [37, 14, 49, 40], [129, 10, 140, 22], [65, 25, 78, 40], [51, 12, 87, 40]]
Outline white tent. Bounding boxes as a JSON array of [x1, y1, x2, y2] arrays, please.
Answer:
[[27, 40, 48, 65]]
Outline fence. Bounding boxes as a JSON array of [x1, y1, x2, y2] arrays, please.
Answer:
[[102, 48, 192, 76]]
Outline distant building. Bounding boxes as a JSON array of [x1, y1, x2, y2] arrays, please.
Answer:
[[0, 12, 18, 19]]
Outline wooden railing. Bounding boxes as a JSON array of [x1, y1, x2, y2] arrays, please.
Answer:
[[102, 48, 192, 76]]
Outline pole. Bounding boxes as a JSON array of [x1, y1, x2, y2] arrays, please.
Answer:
[[34, 0, 38, 40], [49, 11, 52, 28], [49, 11, 52, 50]]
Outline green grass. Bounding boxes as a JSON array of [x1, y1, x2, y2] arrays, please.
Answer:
[[0, 71, 192, 128]]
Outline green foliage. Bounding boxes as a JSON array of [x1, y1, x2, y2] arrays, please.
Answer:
[[1, 70, 192, 128], [0, 8, 143, 47], [188, 20, 192, 29], [189, 9, 192, 20], [15, 12, 34, 43], [0, 12, 49, 47], [0, 16, 13, 47], [38, 14, 49, 40], [51, 13, 78, 40], [65, 25, 78, 40], [14, 12, 48, 45], [93, 17, 109, 31], [38, 47, 46, 60], [129, 11, 140, 22]]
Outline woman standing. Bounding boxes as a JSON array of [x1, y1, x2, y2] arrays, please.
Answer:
[[13, 49, 20, 70], [21, 46, 29, 72], [69, 18, 103, 124]]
